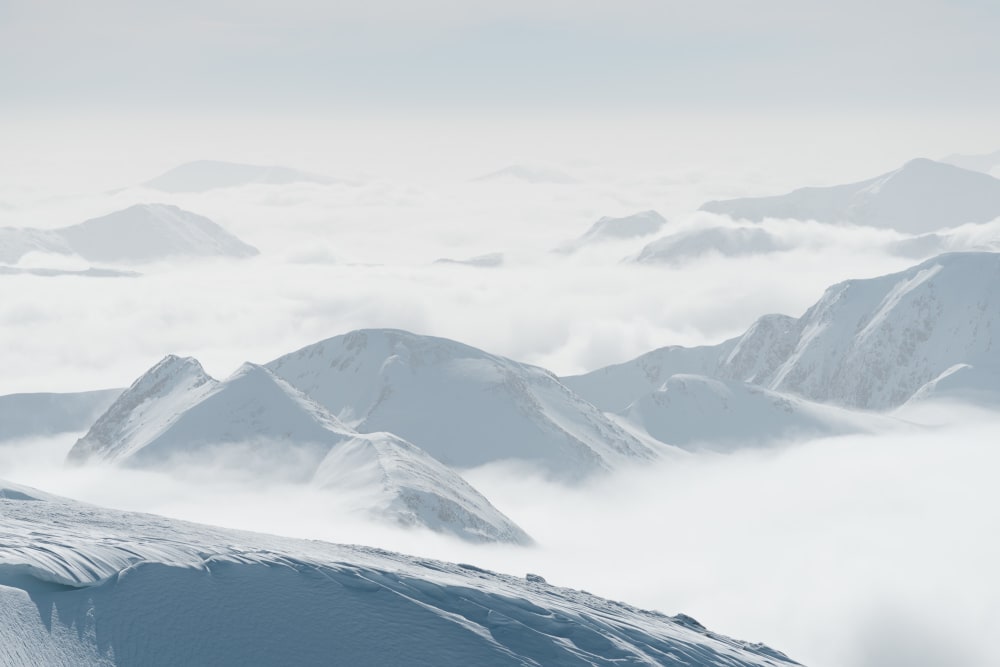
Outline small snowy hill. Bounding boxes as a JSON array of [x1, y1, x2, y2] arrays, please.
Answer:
[[0, 482, 801, 667], [701, 158, 1000, 233], [617, 375, 896, 451], [557, 210, 667, 253], [68, 358, 528, 543], [0, 389, 121, 442], [633, 226, 789, 265], [143, 160, 334, 192], [266, 329, 662, 479], [472, 165, 578, 184], [566, 253, 1000, 411], [59, 204, 258, 263], [0, 204, 257, 265]]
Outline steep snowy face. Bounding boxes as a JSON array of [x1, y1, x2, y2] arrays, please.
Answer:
[[66, 360, 529, 543], [68, 355, 217, 465], [58, 203, 259, 263], [570, 252, 1000, 411], [313, 434, 533, 544], [0, 389, 122, 442], [0, 484, 801, 667], [634, 227, 789, 265], [266, 329, 662, 478], [702, 159, 1000, 233], [143, 160, 334, 192], [759, 252, 1000, 408], [618, 374, 896, 451], [557, 210, 667, 253]]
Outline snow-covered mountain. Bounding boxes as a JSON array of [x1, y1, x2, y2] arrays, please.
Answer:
[[566, 253, 1000, 411], [434, 252, 505, 267], [633, 226, 789, 265], [143, 160, 334, 192], [616, 375, 897, 451], [68, 357, 529, 543], [0, 389, 121, 442], [59, 204, 259, 263], [0, 481, 801, 667], [556, 210, 667, 253], [266, 329, 663, 479], [0, 204, 257, 265], [701, 159, 1000, 233]]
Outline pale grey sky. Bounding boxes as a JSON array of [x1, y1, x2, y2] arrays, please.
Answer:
[[3, 0, 999, 112]]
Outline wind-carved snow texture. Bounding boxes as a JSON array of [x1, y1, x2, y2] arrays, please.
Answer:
[[0, 204, 258, 264], [67, 357, 530, 544], [0, 389, 121, 442], [265, 329, 664, 480], [565, 252, 1000, 412], [142, 160, 335, 192], [556, 210, 667, 253], [701, 158, 1000, 233], [0, 482, 802, 667], [632, 227, 789, 265]]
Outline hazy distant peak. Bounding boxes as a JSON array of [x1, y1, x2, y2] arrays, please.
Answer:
[[701, 158, 1000, 233], [143, 160, 334, 192], [433, 252, 503, 267], [941, 148, 1000, 174], [556, 210, 668, 253]]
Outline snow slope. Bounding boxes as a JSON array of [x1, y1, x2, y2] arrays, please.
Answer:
[[0, 389, 121, 442], [67, 358, 529, 543], [566, 253, 1000, 411], [701, 159, 1000, 233], [633, 227, 789, 265], [556, 210, 667, 253], [143, 160, 334, 192], [0, 204, 257, 264], [266, 329, 663, 479], [616, 375, 897, 451], [0, 481, 801, 667]]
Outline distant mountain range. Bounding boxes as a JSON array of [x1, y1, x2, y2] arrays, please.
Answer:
[[701, 158, 1000, 233], [556, 210, 668, 253]]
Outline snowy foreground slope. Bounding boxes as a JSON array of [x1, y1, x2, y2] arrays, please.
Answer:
[[701, 158, 1000, 233], [565, 252, 1000, 411], [142, 160, 334, 192], [67, 356, 530, 544], [0, 389, 121, 442], [266, 329, 663, 478], [0, 481, 801, 667], [0, 204, 257, 264]]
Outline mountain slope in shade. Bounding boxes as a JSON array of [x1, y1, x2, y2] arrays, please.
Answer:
[[617, 374, 898, 451], [633, 226, 789, 264], [557, 210, 667, 253], [67, 359, 529, 543], [0, 389, 122, 442], [266, 329, 663, 479], [0, 204, 257, 265], [0, 482, 801, 667], [701, 159, 1000, 233], [941, 149, 1000, 175], [566, 253, 1000, 411], [143, 160, 334, 192]]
